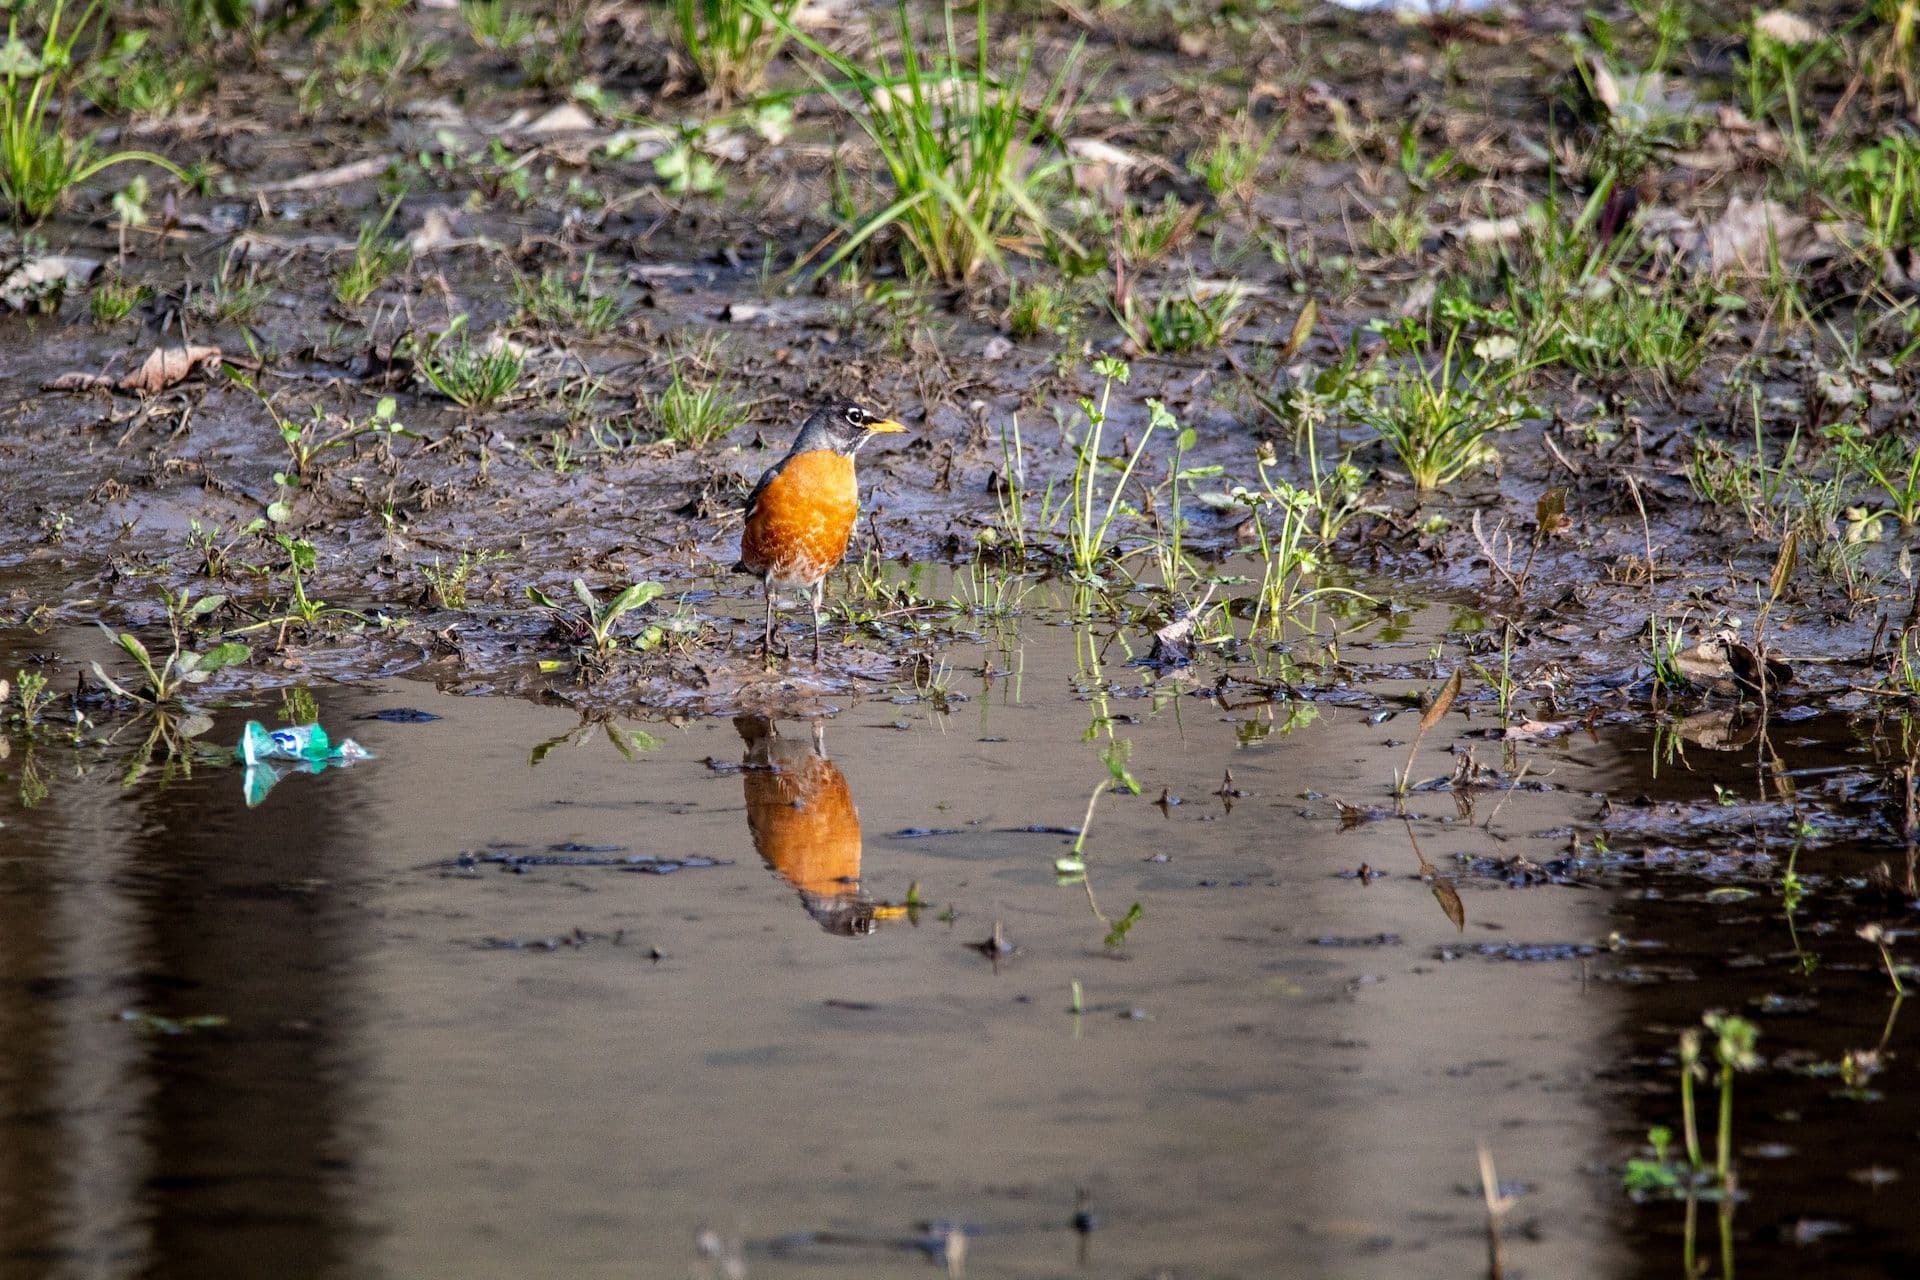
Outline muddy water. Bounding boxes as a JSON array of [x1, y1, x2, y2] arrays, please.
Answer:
[[0, 598, 1914, 1279]]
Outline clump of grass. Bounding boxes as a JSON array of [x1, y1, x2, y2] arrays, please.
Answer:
[[1456, 182, 1728, 391], [648, 366, 749, 446], [81, 30, 210, 117], [781, 0, 1083, 282], [1, 0, 185, 224], [413, 319, 525, 408], [300, 24, 445, 116], [1115, 194, 1200, 268], [333, 199, 409, 306], [460, 0, 537, 53], [1006, 278, 1076, 340], [675, 0, 798, 105], [1836, 134, 1920, 255], [88, 275, 147, 324], [1127, 286, 1245, 354], [1187, 113, 1282, 201], [190, 248, 272, 324], [1358, 320, 1528, 492], [514, 255, 625, 336]]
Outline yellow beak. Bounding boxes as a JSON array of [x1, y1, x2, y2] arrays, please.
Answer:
[[866, 418, 907, 434]]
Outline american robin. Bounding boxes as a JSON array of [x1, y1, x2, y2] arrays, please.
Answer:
[[736, 399, 905, 662], [735, 715, 906, 937]]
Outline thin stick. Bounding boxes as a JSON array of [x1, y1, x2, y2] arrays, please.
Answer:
[[1624, 471, 1656, 589], [1477, 1141, 1516, 1280]]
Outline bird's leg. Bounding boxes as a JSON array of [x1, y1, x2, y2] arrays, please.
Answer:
[[762, 575, 776, 666], [810, 579, 825, 664]]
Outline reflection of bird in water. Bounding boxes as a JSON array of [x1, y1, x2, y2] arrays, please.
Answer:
[[736, 715, 905, 937]]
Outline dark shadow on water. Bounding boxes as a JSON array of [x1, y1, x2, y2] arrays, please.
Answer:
[[0, 712, 365, 1280]]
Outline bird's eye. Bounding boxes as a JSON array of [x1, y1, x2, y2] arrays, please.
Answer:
[[844, 406, 864, 425]]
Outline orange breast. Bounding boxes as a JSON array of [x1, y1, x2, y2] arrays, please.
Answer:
[[739, 450, 859, 583], [744, 751, 863, 898]]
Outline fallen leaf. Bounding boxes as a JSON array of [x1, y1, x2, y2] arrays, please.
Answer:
[[42, 371, 113, 392], [1280, 298, 1317, 358], [1432, 878, 1466, 932], [119, 344, 224, 394], [1499, 718, 1576, 741], [1418, 670, 1462, 735]]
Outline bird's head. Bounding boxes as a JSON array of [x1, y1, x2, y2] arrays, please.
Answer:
[[791, 399, 907, 456]]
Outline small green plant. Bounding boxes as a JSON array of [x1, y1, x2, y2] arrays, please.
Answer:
[[266, 536, 334, 628], [1837, 135, 1920, 254], [514, 255, 625, 336], [1186, 113, 1281, 201], [675, 0, 797, 105], [333, 199, 408, 305], [1, 0, 185, 224], [1066, 357, 1159, 582], [460, 0, 536, 52], [1703, 1011, 1759, 1186], [776, 0, 1084, 282], [412, 319, 524, 408], [1359, 321, 1526, 492], [91, 588, 249, 707], [647, 363, 749, 446], [1115, 193, 1200, 267], [87, 275, 146, 324], [421, 548, 504, 609], [1862, 436, 1920, 527], [951, 559, 1031, 617], [186, 516, 264, 578], [527, 580, 664, 662], [653, 128, 724, 196], [1622, 1126, 1686, 1196], [3, 668, 54, 727], [301, 25, 445, 115], [1006, 278, 1076, 340], [1127, 285, 1245, 354], [82, 30, 210, 116], [191, 247, 272, 324], [237, 375, 416, 481]]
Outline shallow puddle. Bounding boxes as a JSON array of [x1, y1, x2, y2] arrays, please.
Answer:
[[0, 595, 1915, 1278]]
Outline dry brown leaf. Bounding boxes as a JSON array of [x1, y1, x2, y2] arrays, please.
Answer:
[[1418, 670, 1463, 736], [1432, 879, 1466, 932], [1281, 298, 1317, 359], [42, 371, 113, 392], [118, 344, 224, 394], [1500, 718, 1575, 741]]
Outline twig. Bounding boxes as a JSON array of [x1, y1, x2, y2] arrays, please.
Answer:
[[1624, 471, 1656, 589], [1477, 1141, 1518, 1280], [1470, 510, 1527, 597]]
